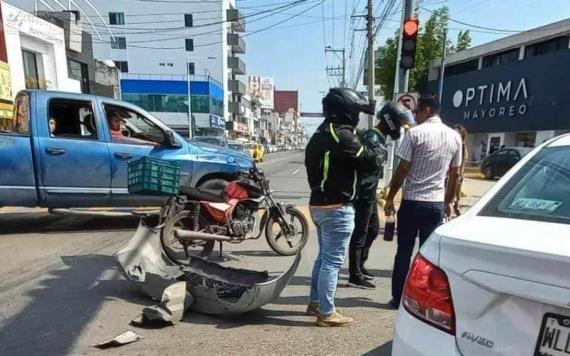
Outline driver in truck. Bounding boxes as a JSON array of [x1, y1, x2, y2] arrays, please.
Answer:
[[107, 110, 158, 146]]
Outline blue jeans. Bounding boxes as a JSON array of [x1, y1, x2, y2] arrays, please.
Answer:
[[309, 205, 355, 315], [391, 200, 444, 302]]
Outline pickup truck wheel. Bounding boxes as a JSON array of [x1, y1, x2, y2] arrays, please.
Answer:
[[160, 211, 214, 265]]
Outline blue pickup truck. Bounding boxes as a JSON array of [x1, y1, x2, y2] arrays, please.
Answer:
[[0, 90, 252, 208]]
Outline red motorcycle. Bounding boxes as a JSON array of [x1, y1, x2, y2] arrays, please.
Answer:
[[160, 165, 308, 264]]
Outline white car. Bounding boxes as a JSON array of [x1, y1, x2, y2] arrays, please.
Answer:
[[393, 134, 570, 356]]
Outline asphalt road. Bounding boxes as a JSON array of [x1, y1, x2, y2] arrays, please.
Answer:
[[0, 151, 495, 355]]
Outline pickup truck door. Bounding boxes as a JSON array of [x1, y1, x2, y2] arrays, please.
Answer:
[[37, 97, 111, 207], [0, 92, 38, 207], [101, 102, 173, 207]]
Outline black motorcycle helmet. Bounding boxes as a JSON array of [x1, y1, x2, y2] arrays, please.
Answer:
[[322, 88, 375, 127], [376, 101, 415, 140]]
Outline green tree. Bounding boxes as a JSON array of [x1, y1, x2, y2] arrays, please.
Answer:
[[455, 30, 472, 51], [374, 6, 471, 99]]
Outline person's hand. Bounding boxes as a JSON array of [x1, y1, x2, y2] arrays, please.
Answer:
[[445, 203, 453, 220], [384, 199, 395, 217]]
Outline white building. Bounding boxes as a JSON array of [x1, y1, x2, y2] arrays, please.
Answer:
[[10, 0, 247, 138], [2, 2, 80, 96]]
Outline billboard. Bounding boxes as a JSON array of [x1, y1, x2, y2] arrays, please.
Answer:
[[427, 50, 570, 133], [248, 76, 274, 109]]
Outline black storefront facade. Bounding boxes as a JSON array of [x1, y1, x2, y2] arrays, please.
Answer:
[[426, 48, 570, 162]]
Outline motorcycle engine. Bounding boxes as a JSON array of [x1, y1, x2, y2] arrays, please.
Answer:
[[230, 203, 257, 237]]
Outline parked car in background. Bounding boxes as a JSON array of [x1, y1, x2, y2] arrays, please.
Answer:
[[481, 147, 532, 179], [268, 145, 278, 153], [245, 142, 265, 162], [0, 90, 252, 209], [393, 135, 570, 356], [191, 136, 227, 147]]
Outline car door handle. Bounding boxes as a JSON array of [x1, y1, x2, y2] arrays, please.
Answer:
[[45, 147, 66, 155], [114, 152, 133, 160]]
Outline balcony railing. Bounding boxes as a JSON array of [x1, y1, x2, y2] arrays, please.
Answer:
[[229, 100, 246, 115], [227, 33, 246, 54], [227, 8, 245, 32], [228, 56, 246, 75], [228, 79, 246, 95]]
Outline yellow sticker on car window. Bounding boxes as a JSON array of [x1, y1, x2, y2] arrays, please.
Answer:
[[510, 198, 562, 213]]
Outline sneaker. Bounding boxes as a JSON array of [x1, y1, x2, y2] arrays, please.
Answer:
[[361, 267, 374, 279], [316, 311, 354, 327], [348, 278, 376, 289], [306, 302, 319, 317]]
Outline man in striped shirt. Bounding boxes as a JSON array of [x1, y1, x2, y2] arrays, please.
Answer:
[[384, 96, 462, 308]]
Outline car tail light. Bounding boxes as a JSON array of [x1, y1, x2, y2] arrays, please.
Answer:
[[402, 254, 456, 335]]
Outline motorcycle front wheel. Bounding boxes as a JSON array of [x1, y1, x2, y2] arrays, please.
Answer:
[[160, 210, 215, 265], [265, 206, 309, 256]]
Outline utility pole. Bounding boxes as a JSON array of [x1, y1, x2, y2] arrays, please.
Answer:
[[395, 0, 416, 94], [325, 47, 346, 87], [438, 29, 447, 104], [366, 0, 375, 129]]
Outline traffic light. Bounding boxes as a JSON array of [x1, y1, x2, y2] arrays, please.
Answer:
[[400, 17, 419, 70]]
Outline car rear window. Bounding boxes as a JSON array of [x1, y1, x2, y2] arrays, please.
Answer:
[[480, 146, 570, 225]]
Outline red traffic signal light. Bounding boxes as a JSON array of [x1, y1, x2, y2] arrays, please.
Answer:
[[403, 18, 419, 36], [400, 17, 419, 70]]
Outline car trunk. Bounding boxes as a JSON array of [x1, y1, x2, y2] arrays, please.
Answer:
[[438, 216, 570, 356]]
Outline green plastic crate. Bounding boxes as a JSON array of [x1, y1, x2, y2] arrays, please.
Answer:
[[128, 156, 181, 196]]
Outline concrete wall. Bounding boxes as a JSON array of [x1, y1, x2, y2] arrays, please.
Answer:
[[3, 3, 80, 96]]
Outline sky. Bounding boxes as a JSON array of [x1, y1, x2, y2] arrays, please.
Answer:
[[241, 0, 570, 116]]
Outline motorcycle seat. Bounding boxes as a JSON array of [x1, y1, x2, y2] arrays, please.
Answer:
[[179, 186, 226, 203]]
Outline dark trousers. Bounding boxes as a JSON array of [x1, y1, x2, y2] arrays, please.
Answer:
[[391, 200, 444, 302], [349, 200, 379, 280]]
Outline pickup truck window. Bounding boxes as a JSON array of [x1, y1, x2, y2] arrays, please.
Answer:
[[4, 93, 30, 135], [105, 104, 164, 146], [49, 99, 98, 140]]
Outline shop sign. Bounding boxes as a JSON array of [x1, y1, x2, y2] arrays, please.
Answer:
[[453, 78, 529, 121], [237, 122, 248, 133], [433, 50, 570, 133], [209, 114, 225, 130]]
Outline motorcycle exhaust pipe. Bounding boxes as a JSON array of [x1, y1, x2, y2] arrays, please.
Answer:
[[174, 229, 232, 242]]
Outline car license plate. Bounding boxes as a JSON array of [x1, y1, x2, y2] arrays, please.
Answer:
[[535, 313, 570, 356]]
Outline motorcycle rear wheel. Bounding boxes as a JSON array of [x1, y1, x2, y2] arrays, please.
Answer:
[[160, 210, 215, 265], [265, 207, 309, 256]]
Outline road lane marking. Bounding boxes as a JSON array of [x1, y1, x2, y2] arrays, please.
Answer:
[[292, 169, 300, 175]]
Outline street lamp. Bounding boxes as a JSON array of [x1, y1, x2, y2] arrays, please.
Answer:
[[186, 55, 216, 139]]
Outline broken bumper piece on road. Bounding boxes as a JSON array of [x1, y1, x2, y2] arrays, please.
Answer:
[[114, 219, 301, 319]]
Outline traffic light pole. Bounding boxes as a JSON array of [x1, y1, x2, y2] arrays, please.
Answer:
[[395, 0, 416, 94], [366, 0, 375, 129]]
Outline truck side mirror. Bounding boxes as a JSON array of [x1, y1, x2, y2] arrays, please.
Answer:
[[164, 131, 181, 148]]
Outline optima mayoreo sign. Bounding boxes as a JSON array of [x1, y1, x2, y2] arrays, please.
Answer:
[[433, 49, 570, 133], [453, 78, 529, 120]]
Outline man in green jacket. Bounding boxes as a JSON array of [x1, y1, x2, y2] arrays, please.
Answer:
[[348, 102, 413, 289]]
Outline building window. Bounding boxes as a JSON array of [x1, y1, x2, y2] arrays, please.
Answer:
[[185, 14, 193, 27], [69, 60, 90, 94], [111, 37, 127, 49], [191, 95, 210, 113], [445, 59, 479, 77], [525, 35, 569, 58], [187, 62, 195, 75], [185, 39, 194, 51], [109, 12, 125, 25], [122, 94, 189, 113], [22, 50, 45, 89], [482, 48, 519, 68], [114, 61, 129, 73]]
